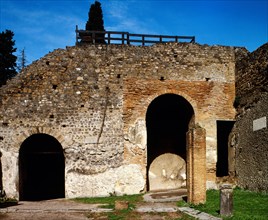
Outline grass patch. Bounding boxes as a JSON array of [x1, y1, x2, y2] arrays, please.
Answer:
[[72, 194, 143, 209], [181, 188, 268, 220], [0, 197, 18, 208], [0, 197, 17, 203], [74, 194, 190, 219]]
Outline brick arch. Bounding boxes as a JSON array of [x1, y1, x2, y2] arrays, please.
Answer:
[[14, 127, 71, 153], [144, 92, 196, 190], [140, 91, 198, 122], [123, 90, 197, 164], [143, 92, 206, 203]]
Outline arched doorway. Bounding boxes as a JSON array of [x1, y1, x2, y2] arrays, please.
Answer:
[[19, 133, 65, 201], [146, 94, 194, 191]]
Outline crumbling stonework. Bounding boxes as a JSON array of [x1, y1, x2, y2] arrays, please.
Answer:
[[0, 42, 242, 200], [230, 43, 268, 192]]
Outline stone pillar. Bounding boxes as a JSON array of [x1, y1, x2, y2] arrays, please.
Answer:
[[220, 184, 233, 217], [186, 125, 206, 204], [0, 151, 2, 192]]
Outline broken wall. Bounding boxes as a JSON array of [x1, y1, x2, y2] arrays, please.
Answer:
[[231, 43, 268, 191], [0, 43, 240, 198]]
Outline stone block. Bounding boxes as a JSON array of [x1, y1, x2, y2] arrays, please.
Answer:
[[115, 200, 129, 210]]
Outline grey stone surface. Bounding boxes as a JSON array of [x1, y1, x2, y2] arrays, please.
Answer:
[[143, 188, 187, 202], [178, 207, 222, 220], [220, 184, 233, 217], [253, 116, 267, 131], [231, 43, 268, 191]]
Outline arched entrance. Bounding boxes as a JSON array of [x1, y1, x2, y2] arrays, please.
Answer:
[[146, 94, 194, 191], [19, 133, 65, 201]]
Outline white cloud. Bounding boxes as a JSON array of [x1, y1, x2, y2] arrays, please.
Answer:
[[2, 1, 86, 63], [103, 1, 157, 34]]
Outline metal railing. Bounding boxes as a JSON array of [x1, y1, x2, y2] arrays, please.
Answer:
[[75, 25, 195, 46]]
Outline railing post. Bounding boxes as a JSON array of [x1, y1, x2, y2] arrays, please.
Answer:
[[108, 33, 110, 44], [74, 27, 195, 46], [122, 33, 124, 45], [127, 33, 130, 45], [92, 32, 95, 44], [75, 25, 78, 45]]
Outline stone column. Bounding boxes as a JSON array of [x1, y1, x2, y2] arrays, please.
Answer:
[[0, 151, 2, 193], [186, 125, 206, 204], [220, 184, 233, 217]]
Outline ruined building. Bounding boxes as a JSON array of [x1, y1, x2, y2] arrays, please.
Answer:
[[230, 43, 268, 192], [0, 41, 266, 203]]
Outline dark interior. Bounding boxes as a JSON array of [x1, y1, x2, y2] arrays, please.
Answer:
[[146, 94, 194, 188], [19, 133, 65, 201], [216, 120, 235, 177]]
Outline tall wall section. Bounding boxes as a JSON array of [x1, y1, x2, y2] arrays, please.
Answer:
[[230, 43, 268, 191], [0, 43, 241, 199]]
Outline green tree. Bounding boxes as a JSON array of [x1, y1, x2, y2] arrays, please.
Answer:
[[17, 48, 27, 72], [0, 30, 17, 86], [85, 1, 105, 43]]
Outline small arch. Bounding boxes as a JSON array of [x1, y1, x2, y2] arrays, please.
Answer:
[[19, 133, 65, 201], [15, 127, 70, 152]]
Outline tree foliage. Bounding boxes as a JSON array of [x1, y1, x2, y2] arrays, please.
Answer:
[[17, 48, 27, 72], [0, 30, 17, 86], [85, 1, 105, 43], [86, 1, 105, 31]]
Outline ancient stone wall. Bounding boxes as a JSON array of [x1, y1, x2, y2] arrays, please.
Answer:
[[230, 43, 268, 191], [0, 43, 241, 199]]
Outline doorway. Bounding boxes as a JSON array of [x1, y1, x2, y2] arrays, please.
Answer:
[[19, 133, 65, 201], [216, 120, 235, 177], [146, 94, 194, 190]]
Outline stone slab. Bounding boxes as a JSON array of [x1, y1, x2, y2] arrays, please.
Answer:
[[253, 116, 267, 131], [179, 207, 222, 220]]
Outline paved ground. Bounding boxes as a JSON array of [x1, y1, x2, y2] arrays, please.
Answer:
[[0, 190, 221, 220]]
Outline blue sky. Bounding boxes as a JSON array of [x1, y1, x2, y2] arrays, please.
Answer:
[[1, 0, 267, 65]]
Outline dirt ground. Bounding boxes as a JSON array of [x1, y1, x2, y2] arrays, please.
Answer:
[[0, 190, 189, 220], [0, 212, 90, 220], [0, 201, 187, 220], [0, 212, 184, 220], [0, 205, 185, 220]]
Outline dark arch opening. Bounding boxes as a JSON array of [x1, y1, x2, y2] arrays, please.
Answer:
[[19, 134, 65, 201], [146, 94, 194, 190]]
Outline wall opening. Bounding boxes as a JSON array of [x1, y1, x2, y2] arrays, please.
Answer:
[[19, 134, 65, 201], [216, 120, 235, 177], [146, 94, 194, 191]]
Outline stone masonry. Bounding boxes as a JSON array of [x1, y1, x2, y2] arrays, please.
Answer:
[[230, 43, 268, 192], [0, 42, 244, 201]]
